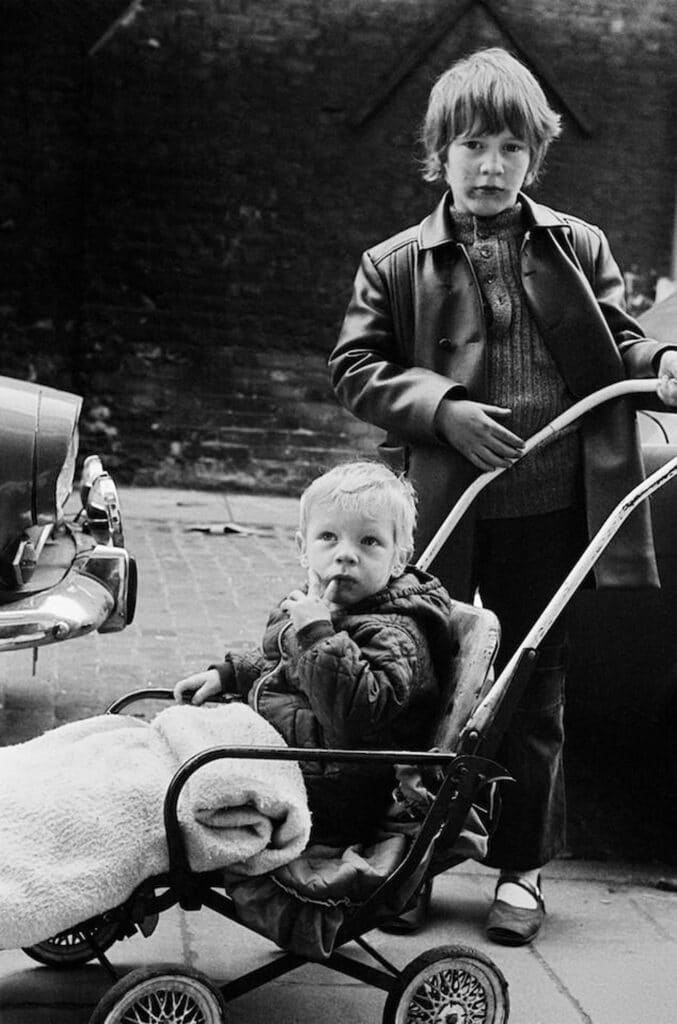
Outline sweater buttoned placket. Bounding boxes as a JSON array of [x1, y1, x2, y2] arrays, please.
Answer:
[[470, 236, 511, 338], [449, 206, 581, 519]]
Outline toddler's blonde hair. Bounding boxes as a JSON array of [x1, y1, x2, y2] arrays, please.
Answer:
[[299, 461, 417, 566]]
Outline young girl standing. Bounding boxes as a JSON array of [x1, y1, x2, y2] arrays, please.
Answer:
[[330, 47, 677, 944]]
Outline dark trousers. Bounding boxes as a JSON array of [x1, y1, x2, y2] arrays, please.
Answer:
[[472, 507, 588, 871]]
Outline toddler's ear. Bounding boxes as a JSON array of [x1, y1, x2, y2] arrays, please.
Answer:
[[392, 547, 412, 578], [295, 530, 309, 567]]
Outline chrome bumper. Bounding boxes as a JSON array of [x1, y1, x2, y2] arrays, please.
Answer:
[[0, 451, 137, 653], [0, 544, 136, 653], [0, 544, 135, 655]]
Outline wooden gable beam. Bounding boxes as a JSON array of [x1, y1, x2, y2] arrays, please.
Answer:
[[349, 0, 594, 137]]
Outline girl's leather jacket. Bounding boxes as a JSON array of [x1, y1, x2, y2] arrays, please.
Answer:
[[329, 191, 671, 593]]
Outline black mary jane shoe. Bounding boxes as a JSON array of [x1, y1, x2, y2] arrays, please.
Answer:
[[486, 874, 545, 946]]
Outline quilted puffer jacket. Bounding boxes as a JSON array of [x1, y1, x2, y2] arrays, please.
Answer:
[[211, 567, 453, 844]]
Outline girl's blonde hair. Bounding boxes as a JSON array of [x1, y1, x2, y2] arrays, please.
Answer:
[[421, 47, 562, 186], [299, 461, 417, 565]]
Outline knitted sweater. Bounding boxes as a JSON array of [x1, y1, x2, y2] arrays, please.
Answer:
[[450, 205, 581, 518]]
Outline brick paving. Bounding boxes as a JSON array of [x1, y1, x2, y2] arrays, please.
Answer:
[[0, 488, 302, 746]]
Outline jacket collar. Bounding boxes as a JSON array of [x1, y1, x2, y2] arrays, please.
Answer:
[[417, 190, 567, 250]]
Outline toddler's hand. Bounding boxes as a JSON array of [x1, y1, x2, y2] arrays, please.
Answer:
[[173, 669, 222, 705], [281, 570, 337, 632]]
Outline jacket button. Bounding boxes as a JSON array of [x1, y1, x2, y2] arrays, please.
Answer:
[[438, 337, 453, 350]]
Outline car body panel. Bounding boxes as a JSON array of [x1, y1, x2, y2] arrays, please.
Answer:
[[0, 377, 82, 553], [0, 377, 135, 651]]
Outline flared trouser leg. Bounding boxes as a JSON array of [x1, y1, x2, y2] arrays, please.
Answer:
[[483, 643, 567, 869], [473, 508, 587, 870]]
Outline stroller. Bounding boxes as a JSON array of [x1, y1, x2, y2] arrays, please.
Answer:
[[19, 380, 677, 1024]]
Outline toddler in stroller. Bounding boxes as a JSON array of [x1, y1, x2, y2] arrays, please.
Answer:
[[174, 459, 455, 847]]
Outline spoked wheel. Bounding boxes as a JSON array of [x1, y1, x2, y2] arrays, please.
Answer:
[[382, 944, 509, 1024], [23, 912, 123, 967], [89, 965, 227, 1024]]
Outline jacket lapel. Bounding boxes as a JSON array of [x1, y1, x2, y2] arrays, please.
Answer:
[[417, 195, 487, 392], [519, 196, 625, 397]]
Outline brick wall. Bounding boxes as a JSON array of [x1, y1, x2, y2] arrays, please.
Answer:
[[1, 0, 675, 491]]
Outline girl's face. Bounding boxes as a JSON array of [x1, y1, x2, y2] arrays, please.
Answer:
[[297, 501, 401, 608], [444, 127, 531, 217]]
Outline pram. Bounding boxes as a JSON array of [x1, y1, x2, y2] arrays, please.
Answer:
[[19, 380, 677, 1024]]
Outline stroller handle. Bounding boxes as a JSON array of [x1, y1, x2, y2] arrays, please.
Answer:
[[463, 452, 677, 741], [416, 378, 661, 571]]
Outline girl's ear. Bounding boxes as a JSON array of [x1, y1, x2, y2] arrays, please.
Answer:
[[523, 150, 539, 188], [296, 531, 309, 567]]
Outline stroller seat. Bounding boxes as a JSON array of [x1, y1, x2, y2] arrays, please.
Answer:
[[221, 599, 501, 960]]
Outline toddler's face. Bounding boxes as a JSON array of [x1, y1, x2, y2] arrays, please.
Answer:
[[297, 501, 401, 608], [444, 127, 530, 217]]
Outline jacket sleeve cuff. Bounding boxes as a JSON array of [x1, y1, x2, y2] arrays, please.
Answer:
[[207, 659, 235, 693], [296, 620, 336, 649], [653, 345, 677, 374], [433, 388, 468, 441]]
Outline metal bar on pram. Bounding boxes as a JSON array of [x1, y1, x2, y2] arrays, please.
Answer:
[[416, 378, 660, 572], [107, 689, 175, 713], [161, 744, 481, 878]]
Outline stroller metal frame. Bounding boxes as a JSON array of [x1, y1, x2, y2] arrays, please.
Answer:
[[21, 379, 677, 1024], [95, 692, 509, 993]]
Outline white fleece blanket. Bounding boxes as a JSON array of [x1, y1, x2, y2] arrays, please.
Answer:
[[0, 703, 311, 949]]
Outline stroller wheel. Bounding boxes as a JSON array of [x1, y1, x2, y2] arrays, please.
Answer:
[[382, 944, 509, 1024], [22, 912, 122, 968], [89, 965, 227, 1024]]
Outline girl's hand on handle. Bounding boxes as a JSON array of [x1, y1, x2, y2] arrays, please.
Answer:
[[657, 351, 677, 408], [173, 669, 222, 705], [435, 399, 525, 471]]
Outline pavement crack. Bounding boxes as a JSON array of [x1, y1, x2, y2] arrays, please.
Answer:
[[529, 945, 594, 1024], [178, 907, 198, 969], [629, 894, 675, 941]]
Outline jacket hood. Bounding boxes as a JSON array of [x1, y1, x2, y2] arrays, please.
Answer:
[[340, 566, 455, 683]]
